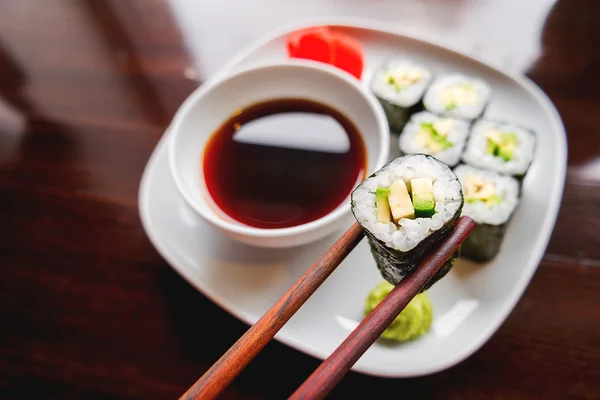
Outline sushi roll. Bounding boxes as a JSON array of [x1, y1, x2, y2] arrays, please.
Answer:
[[351, 154, 464, 289], [454, 164, 520, 261], [423, 74, 491, 119], [399, 111, 471, 167], [370, 59, 433, 133], [462, 119, 536, 178]]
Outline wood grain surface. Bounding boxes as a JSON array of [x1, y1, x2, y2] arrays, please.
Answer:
[[0, 0, 599, 399]]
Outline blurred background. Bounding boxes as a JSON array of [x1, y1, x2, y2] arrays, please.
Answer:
[[169, 0, 552, 76]]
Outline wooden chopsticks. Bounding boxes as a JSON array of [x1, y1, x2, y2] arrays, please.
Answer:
[[180, 216, 475, 400], [289, 216, 475, 399], [180, 223, 365, 400]]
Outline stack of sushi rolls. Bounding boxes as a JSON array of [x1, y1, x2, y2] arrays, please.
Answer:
[[423, 74, 491, 120], [453, 165, 520, 261], [369, 58, 433, 133], [367, 57, 536, 265], [351, 154, 464, 290], [399, 111, 471, 167], [461, 119, 536, 179], [454, 120, 535, 261]]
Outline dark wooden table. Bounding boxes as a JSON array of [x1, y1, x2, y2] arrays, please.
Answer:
[[1, 1, 599, 399]]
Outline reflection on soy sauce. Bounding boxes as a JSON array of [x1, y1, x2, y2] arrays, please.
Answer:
[[203, 98, 367, 229]]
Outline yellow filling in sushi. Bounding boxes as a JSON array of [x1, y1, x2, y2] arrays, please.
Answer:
[[484, 128, 519, 161], [415, 119, 455, 154], [375, 178, 436, 223], [440, 83, 478, 110], [383, 66, 423, 91], [464, 173, 502, 207]]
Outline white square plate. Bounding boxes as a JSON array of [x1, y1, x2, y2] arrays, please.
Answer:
[[138, 18, 566, 377]]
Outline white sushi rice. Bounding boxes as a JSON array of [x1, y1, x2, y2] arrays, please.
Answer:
[[399, 111, 471, 167], [423, 74, 491, 119], [351, 154, 462, 252], [454, 164, 520, 225], [462, 119, 536, 176], [370, 59, 432, 107]]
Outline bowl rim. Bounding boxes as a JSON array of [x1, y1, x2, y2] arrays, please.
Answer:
[[167, 59, 390, 238]]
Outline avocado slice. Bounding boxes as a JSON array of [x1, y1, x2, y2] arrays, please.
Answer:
[[432, 119, 455, 135], [430, 132, 453, 152], [485, 130, 519, 161], [468, 194, 503, 207], [384, 67, 423, 92], [387, 74, 402, 91], [444, 101, 457, 111], [485, 139, 498, 156], [498, 133, 518, 161], [411, 178, 435, 218], [388, 179, 415, 222], [375, 188, 392, 223], [417, 123, 453, 154], [498, 144, 514, 161], [486, 194, 503, 207]]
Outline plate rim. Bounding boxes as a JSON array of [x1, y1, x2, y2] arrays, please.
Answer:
[[138, 17, 567, 378]]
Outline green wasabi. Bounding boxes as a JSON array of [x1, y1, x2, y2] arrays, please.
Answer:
[[364, 281, 433, 342]]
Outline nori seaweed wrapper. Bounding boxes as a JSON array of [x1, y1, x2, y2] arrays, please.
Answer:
[[460, 222, 506, 262], [451, 162, 522, 262], [424, 249, 459, 291], [361, 210, 462, 289], [352, 155, 464, 290], [376, 98, 423, 133]]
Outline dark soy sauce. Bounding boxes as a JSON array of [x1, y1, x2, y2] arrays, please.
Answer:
[[203, 98, 367, 229]]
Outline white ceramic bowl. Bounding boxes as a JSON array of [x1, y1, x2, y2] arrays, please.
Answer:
[[168, 60, 390, 248]]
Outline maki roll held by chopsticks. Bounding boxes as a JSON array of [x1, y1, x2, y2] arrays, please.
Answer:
[[351, 154, 464, 288]]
